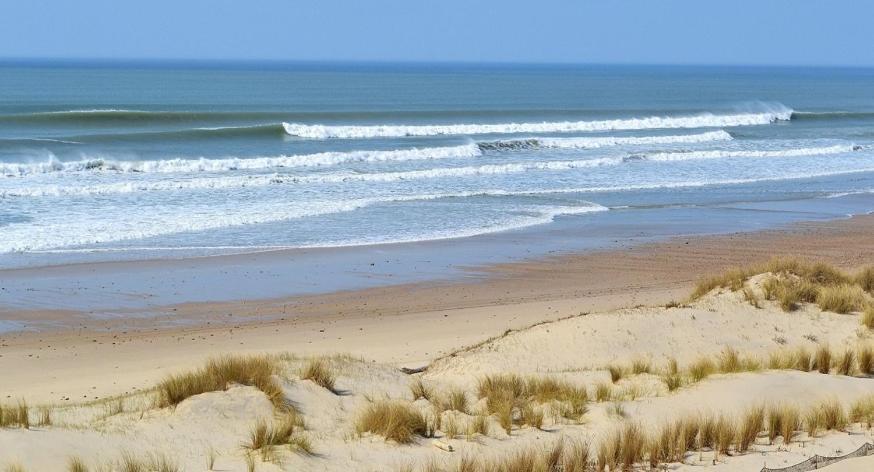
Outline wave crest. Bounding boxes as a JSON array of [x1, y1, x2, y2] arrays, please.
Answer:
[[283, 109, 792, 139]]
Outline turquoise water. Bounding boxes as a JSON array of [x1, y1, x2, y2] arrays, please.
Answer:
[[1, 62, 874, 269]]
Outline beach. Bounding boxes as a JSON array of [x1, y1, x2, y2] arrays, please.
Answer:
[[3, 62, 874, 470], [3, 214, 874, 470]]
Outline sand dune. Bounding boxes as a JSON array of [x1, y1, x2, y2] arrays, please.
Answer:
[[2, 270, 873, 471]]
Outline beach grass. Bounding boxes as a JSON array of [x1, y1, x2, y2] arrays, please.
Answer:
[[300, 358, 338, 393], [355, 401, 428, 444], [156, 355, 287, 410]]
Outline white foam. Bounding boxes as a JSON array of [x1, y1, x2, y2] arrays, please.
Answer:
[[0, 157, 626, 197], [282, 109, 792, 138], [641, 145, 857, 162], [0, 144, 482, 176], [0, 193, 607, 253], [536, 130, 733, 148]]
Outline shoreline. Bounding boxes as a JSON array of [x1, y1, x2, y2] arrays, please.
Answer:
[[2, 213, 874, 404]]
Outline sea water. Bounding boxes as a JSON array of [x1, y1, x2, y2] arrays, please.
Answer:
[[1, 62, 874, 270]]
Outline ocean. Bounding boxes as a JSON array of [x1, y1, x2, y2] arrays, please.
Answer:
[[2, 62, 874, 270]]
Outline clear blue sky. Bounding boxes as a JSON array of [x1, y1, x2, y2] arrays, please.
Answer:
[[2, 0, 872, 66]]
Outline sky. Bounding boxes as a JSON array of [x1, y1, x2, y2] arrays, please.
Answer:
[[1, 0, 873, 67]]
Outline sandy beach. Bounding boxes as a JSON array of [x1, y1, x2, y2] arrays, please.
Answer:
[[2, 214, 874, 470]]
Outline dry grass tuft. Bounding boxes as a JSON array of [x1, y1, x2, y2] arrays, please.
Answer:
[[837, 349, 856, 376], [737, 405, 764, 452], [300, 358, 337, 393], [477, 374, 588, 432], [689, 258, 874, 317], [409, 378, 432, 401], [688, 357, 716, 382], [862, 306, 874, 330], [246, 411, 307, 458], [717, 347, 741, 373], [157, 355, 287, 410], [631, 358, 652, 375], [607, 365, 625, 383], [858, 345, 874, 375], [814, 345, 833, 374], [67, 457, 88, 472], [0, 401, 30, 429], [816, 284, 866, 314], [355, 400, 427, 444], [594, 383, 612, 402], [855, 266, 874, 294], [819, 398, 847, 431], [467, 415, 489, 438], [849, 395, 874, 427], [439, 388, 468, 414]]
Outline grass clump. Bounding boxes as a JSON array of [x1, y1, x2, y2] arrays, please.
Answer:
[[855, 266, 874, 294], [355, 400, 427, 444], [688, 357, 716, 382], [858, 345, 874, 375], [862, 306, 874, 330], [157, 355, 287, 410], [837, 349, 856, 376], [0, 401, 30, 429], [814, 345, 833, 374], [67, 457, 88, 472], [246, 411, 309, 458], [409, 378, 432, 401], [819, 398, 847, 431], [477, 374, 589, 433], [607, 365, 625, 383], [439, 388, 468, 414], [816, 284, 866, 314], [737, 405, 764, 452], [631, 358, 652, 375], [300, 358, 337, 393]]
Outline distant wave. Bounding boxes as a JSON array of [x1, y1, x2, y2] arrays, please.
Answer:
[[0, 109, 290, 125], [282, 108, 793, 139], [0, 144, 481, 176], [637, 144, 860, 162], [477, 130, 733, 151]]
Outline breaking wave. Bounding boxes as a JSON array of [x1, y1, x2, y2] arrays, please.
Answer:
[[282, 108, 792, 139], [0, 144, 481, 176], [477, 130, 733, 151]]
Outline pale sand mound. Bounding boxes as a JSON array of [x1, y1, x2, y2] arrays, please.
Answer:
[[425, 275, 865, 382], [2, 281, 873, 471]]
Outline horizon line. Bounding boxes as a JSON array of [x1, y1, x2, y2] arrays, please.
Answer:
[[1, 57, 873, 70]]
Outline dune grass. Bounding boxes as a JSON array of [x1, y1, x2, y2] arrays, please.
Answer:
[[460, 396, 871, 471], [858, 345, 874, 375], [300, 358, 338, 393], [156, 355, 287, 411], [438, 388, 469, 414], [862, 306, 874, 330], [816, 284, 867, 314], [355, 400, 428, 444], [0, 401, 30, 429], [409, 378, 433, 401], [689, 257, 874, 316], [856, 266, 874, 294], [476, 374, 589, 433], [246, 411, 309, 459], [67, 457, 88, 472], [814, 345, 833, 374]]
